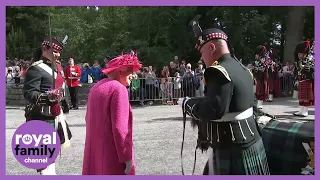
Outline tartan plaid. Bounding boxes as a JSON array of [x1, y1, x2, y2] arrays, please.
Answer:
[[261, 119, 314, 175], [266, 79, 274, 94], [273, 77, 281, 98], [213, 139, 270, 175], [298, 80, 314, 101], [45, 120, 56, 128], [256, 80, 266, 100], [43, 118, 72, 145]]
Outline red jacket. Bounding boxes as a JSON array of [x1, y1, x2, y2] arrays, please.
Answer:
[[65, 65, 81, 87]]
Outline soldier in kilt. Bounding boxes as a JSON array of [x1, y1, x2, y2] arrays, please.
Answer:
[[178, 20, 270, 175], [23, 37, 72, 175], [253, 45, 268, 109], [293, 40, 314, 117], [265, 48, 276, 102]]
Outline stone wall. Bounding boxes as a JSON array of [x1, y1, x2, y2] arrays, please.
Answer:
[[6, 84, 94, 106], [6, 85, 26, 106]]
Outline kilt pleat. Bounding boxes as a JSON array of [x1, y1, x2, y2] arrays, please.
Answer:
[[266, 79, 274, 94], [298, 80, 314, 101], [213, 139, 270, 175], [256, 80, 266, 100], [242, 139, 270, 175]]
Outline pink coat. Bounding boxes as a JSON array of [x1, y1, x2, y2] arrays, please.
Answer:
[[82, 78, 135, 175]]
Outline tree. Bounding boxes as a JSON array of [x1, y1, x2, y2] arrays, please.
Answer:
[[283, 7, 307, 63], [6, 6, 314, 69]]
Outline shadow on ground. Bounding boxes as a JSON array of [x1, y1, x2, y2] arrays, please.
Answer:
[[284, 110, 315, 116], [149, 116, 192, 122], [272, 114, 314, 121], [263, 97, 315, 109]]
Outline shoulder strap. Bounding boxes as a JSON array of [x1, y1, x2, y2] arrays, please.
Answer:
[[208, 65, 231, 82], [31, 60, 44, 67], [35, 61, 66, 90], [36, 62, 57, 79]]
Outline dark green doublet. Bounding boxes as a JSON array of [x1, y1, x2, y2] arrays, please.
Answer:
[[184, 53, 261, 149]]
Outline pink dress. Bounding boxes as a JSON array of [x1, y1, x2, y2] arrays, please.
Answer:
[[82, 78, 135, 175]]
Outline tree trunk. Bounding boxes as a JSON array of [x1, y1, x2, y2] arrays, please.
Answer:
[[283, 7, 306, 63]]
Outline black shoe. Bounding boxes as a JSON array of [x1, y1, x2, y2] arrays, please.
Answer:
[[72, 106, 79, 110]]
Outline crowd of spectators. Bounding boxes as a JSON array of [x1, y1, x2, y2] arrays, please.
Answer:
[[6, 55, 295, 106]]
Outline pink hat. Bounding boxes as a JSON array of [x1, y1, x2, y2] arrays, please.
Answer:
[[102, 51, 142, 75]]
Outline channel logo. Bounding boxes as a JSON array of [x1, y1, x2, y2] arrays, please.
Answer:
[[11, 120, 60, 169]]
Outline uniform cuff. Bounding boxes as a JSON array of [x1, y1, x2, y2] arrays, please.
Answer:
[[184, 98, 200, 120]]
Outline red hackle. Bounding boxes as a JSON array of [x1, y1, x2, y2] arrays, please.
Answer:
[[305, 40, 310, 53]]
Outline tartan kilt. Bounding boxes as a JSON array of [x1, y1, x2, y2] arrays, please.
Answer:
[[266, 78, 274, 92], [298, 80, 314, 101], [261, 119, 314, 175], [256, 80, 266, 100], [213, 139, 270, 175]]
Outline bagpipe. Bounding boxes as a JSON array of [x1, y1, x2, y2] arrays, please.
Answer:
[[298, 41, 315, 80], [310, 40, 315, 56], [264, 49, 276, 80], [252, 60, 265, 81], [253, 47, 276, 80]]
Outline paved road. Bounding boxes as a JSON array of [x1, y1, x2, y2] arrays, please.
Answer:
[[5, 97, 314, 175]]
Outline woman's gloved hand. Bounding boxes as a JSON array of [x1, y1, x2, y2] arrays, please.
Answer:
[[124, 160, 132, 175]]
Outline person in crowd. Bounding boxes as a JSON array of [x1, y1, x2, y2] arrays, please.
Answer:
[[182, 63, 196, 97], [178, 63, 186, 77], [173, 72, 182, 102], [129, 72, 144, 106], [20, 61, 31, 84], [65, 58, 81, 110], [165, 77, 174, 105], [91, 60, 102, 83], [173, 57, 180, 68], [13, 66, 21, 85], [144, 66, 157, 104], [169, 61, 178, 77], [80, 63, 93, 83], [6, 67, 15, 84], [160, 66, 169, 104], [195, 60, 205, 97]]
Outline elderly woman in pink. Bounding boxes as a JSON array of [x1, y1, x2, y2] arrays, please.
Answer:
[[82, 51, 142, 175]]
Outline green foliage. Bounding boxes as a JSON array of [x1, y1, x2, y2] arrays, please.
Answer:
[[6, 26, 29, 58], [6, 6, 314, 68]]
